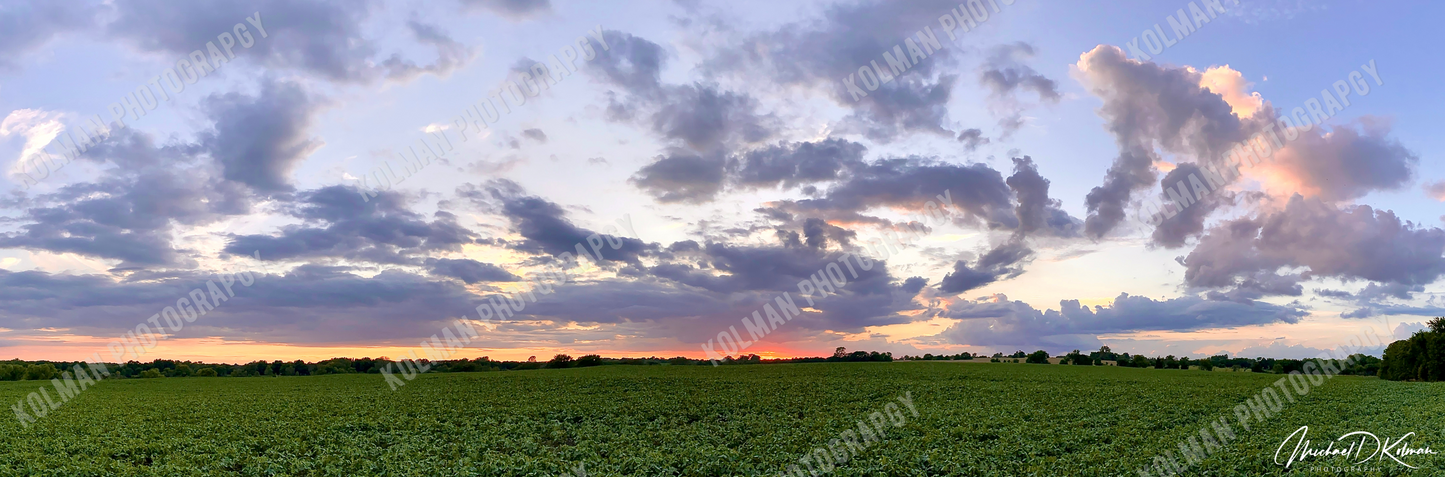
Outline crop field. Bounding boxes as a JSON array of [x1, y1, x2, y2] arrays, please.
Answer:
[[0, 362, 1440, 476]]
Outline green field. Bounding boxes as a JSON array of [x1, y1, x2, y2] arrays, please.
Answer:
[[1, 362, 1439, 476]]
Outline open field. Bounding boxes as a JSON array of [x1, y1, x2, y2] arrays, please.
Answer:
[[1, 363, 1439, 476]]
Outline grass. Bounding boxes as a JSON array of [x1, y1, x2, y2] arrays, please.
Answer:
[[0, 363, 1438, 476]]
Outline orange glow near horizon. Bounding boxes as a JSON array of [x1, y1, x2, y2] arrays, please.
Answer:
[[0, 334, 835, 364]]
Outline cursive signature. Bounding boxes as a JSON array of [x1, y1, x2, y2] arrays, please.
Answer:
[[1275, 426, 1437, 469]]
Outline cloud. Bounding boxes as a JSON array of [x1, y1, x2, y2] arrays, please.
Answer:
[[1183, 195, 1445, 294], [106, 0, 471, 84], [456, 0, 551, 20], [1251, 118, 1417, 202], [630, 150, 727, 204], [1150, 163, 1232, 248], [521, 128, 548, 143], [936, 292, 1308, 353], [0, 128, 252, 269], [957, 128, 989, 152], [938, 239, 1031, 294], [729, 138, 867, 190], [427, 258, 520, 283], [223, 185, 475, 265], [1005, 156, 1080, 238], [379, 20, 478, 82], [781, 156, 1014, 229], [706, 0, 966, 142], [1426, 181, 1445, 201], [980, 42, 1060, 136], [0, 266, 486, 344], [1074, 45, 1273, 238], [199, 79, 326, 193], [482, 180, 653, 264], [589, 30, 776, 153], [0, 0, 98, 71]]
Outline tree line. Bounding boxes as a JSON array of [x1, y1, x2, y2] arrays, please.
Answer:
[[0, 349, 899, 381], [1380, 317, 1445, 381]]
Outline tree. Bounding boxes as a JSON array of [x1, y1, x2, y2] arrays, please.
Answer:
[[140, 369, 163, 378], [1429, 317, 1445, 333], [293, 360, 311, 376], [833, 347, 848, 359], [546, 354, 574, 369], [1132, 355, 1151, 368], [196, 367, 218, 377], [1199, 360, 1214, 371], [1026, 350, 1050, 364], [576, 354, 603, 367]]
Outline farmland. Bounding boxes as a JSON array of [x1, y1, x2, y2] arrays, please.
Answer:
[[1, 362, 1440, 476]]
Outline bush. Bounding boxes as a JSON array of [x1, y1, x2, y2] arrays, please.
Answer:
[[196, 367, 218, 377], [140, 369, 163, 378]]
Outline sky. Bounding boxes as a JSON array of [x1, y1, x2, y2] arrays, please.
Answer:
[[0, 0, 1441, 364]]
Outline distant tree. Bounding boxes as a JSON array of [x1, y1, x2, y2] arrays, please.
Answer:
[[527, 356, 537, 363], [1199, 360, 1214, 371], [1092, 358, 1102, 366], [546, 354, 574, 369], [1011, 350, 1028, 359], [174, 364, 193, 377], [833, 347, 849, 359], [1177, 357, 1190, 370], [196, 367, 217, 377], [293, 360, 311, 376], [1132, 355, 1152, 368], [992, 352, 1004, 358], [1271, 362, 1285, 374], [576, 354, 604, 367], [140, 369, 163, 378], [1026, 350, 1049, 364]]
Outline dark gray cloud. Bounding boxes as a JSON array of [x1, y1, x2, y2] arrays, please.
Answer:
[[937, 292, 1308, 353], [427, 258, 519, 284], [456, 0, 551, 20], [632, 138, 867, 203], [1150, 163, 1231, 248], [1075, 45, 1272, 238], [938, 239, 1031, 294], [957, 128, 989, 152], [1005, 156, 1080, 238], [729, 138, 866, 189], [980, 42, 1060, 137], [588, 30, 776, 154], [1183, 195, 1445, 295], [630, 150, 727, 203], [706, 0, 964, 142], [482, 180, 653, 264], [199, 79, 326, 193], [782, 156, 1014, 228], [106, 0, 471, 83], [521, 128, 548, 143], [981, 43, 1061, 102], [224, 185, 475, 265]]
